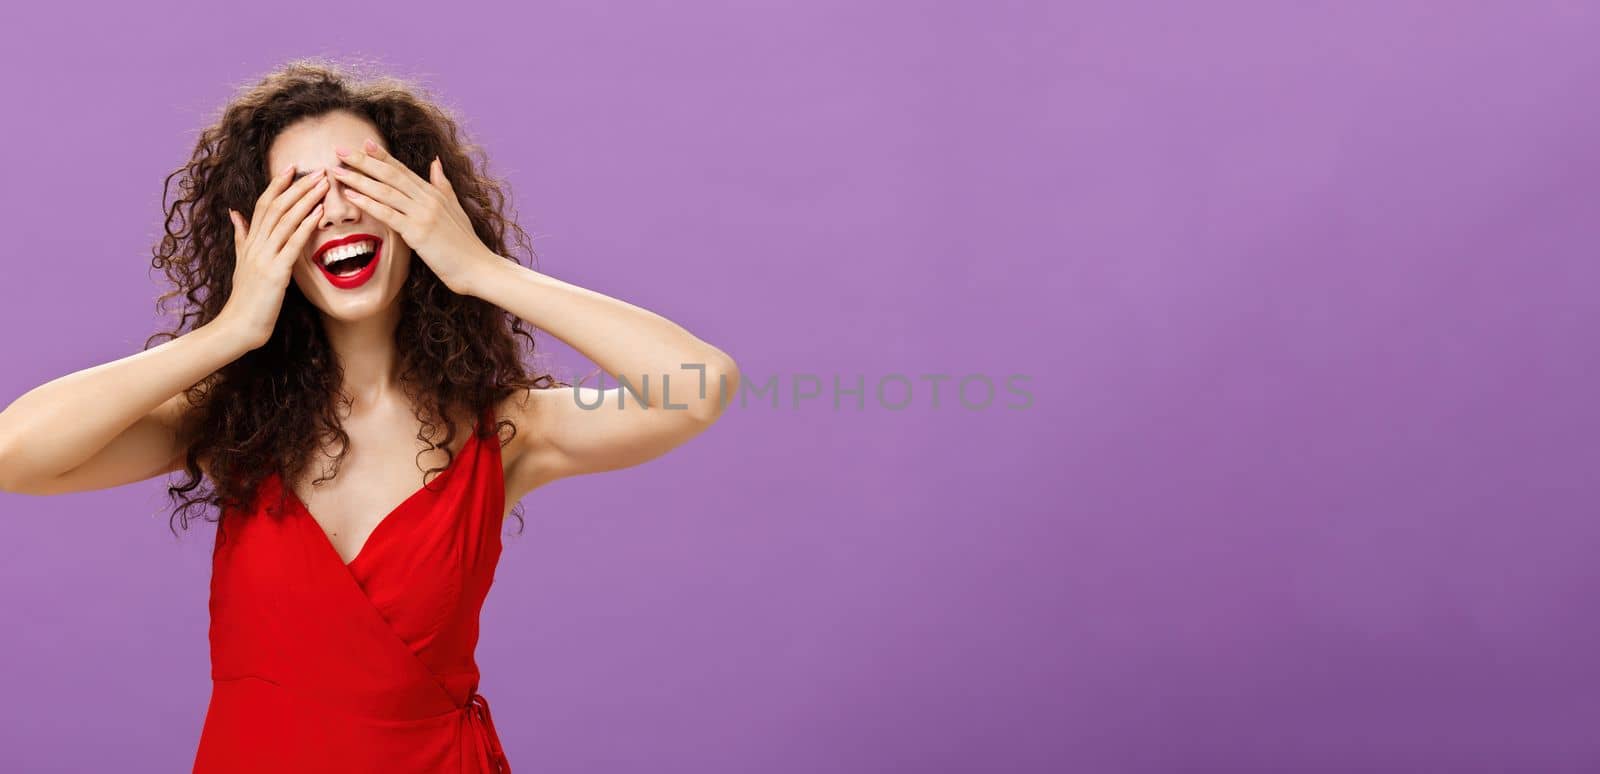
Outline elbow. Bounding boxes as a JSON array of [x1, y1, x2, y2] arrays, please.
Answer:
[[0, 437, 18, 493], [687, 353, 739, 425]]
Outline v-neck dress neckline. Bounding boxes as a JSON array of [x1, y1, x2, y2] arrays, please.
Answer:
[[281, 419, 485, 570]]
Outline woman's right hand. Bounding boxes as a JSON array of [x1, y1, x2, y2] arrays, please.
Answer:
[[216, 165, 329, 349]]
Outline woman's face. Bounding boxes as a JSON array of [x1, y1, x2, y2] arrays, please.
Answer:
[[265, 110, 412, 323]]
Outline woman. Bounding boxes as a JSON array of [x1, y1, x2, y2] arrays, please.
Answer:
[[0, 60, 738, 772]]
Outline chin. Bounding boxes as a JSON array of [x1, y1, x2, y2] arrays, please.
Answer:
[[317, 294, 396, 322]]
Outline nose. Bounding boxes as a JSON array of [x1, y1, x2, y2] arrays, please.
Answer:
[[318, 174, 362, 227]]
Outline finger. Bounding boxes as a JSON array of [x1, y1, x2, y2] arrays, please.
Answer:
[[427, 157, 471, 229], [228, 208, 247, 249], [330, 166, 412, 215], [251, 163, 298, 226], [342, 187, 405, 231], [267, 176, 329, 253], [429, 156, 455, 195], [280, 203, 325, 269], [338, 139, 427, 200], [363, 138, 430, 194], [260, 171, 328, 242]]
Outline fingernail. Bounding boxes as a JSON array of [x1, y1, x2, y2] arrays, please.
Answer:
[[335, 146, 349, 157], [363, 138, 379, 152]]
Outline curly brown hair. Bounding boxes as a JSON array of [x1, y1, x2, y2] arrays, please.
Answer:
[[145, 57, 563, 543]]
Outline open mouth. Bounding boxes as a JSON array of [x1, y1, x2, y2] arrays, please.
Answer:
[[313, 235, 383, 289]]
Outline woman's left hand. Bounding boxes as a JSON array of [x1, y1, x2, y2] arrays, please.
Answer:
[[331, 138, 499, 296]]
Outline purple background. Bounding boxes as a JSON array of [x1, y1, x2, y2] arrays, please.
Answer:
[[1, 1, 1596, 771]]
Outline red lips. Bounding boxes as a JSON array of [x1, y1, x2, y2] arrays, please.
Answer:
[[313, 234, 383, 290]]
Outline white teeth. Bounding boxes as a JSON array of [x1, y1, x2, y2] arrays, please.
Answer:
[[319, 239, 376, 265]]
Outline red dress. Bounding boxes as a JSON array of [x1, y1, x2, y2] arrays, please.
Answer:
[[193, 407, 512, 773]]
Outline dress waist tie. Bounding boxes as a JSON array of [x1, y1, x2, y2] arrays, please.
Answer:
[[465, 691, 511, 773]]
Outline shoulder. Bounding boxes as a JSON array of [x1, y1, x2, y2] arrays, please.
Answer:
[[493, 386, 567, 440], [157, 392, 211, 480], [492, 386, 576, 493]]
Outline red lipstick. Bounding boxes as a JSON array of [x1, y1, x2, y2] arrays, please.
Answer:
[[312, 233, 383, 290]]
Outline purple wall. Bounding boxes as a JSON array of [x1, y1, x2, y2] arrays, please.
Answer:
[[2, 2, 1596, 771]]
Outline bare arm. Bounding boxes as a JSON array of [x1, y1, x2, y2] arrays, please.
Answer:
[[323, 141, 739, 497], [471, 262, 739, 498], [0, 161, 327, 496], [0, 321, 254, 495]]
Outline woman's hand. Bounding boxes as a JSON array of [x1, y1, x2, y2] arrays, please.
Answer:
[[217, 165, 328, 349], [329, 139, 501, 296]]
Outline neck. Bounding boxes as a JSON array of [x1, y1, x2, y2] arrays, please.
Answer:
[[320, 300, 404, 411]]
